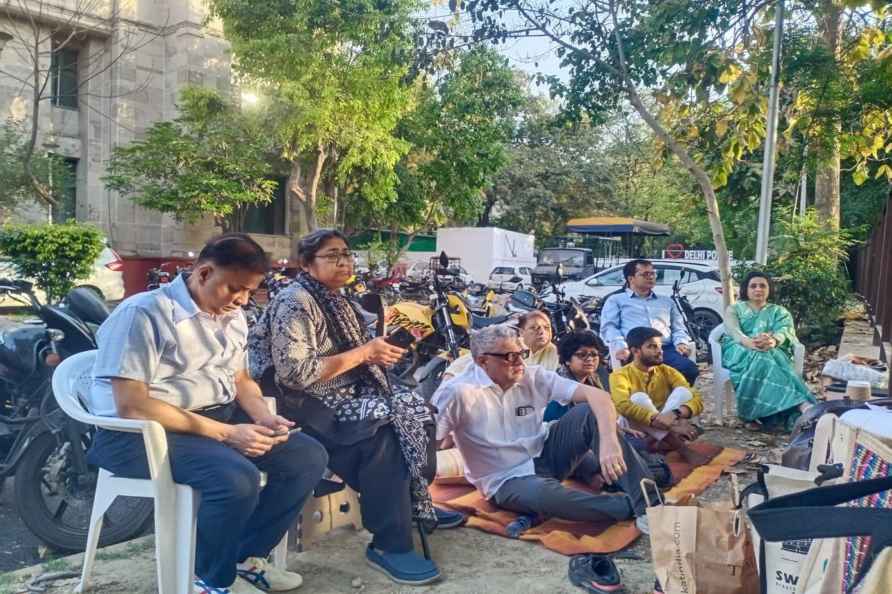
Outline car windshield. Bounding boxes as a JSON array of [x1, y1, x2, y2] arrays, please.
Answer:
[[492, 267, 514, 275], [539, 250, 584, 266]]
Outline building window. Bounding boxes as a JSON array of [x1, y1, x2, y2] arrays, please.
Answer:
[[235, 179, 287, 235], [50, 45, 78, 109], [51, 157, 78, 223]]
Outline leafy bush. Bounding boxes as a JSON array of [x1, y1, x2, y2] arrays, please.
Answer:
[[734, 209, 853, 345], [0, 223, 105, 302]]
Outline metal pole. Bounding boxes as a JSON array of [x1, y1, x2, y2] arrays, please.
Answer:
[[755, 0, 785, 265], [47, 152, 53, 224]]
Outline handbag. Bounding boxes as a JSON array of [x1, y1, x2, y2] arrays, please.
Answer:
[[742, 414, 846, 594], [748, 475, 892, 594]]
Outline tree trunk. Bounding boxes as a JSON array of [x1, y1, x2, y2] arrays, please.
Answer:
[[286, 147, 327, 257], [607, 5, 733, 309], [813, 0, 842, 230], [478, 193, 497, 226], [287, 161, 317, 257]]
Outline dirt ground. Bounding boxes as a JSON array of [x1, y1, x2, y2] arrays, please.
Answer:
[[1, 362, 808, 594]]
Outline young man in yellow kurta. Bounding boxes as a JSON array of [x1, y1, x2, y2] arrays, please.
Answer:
[[610, 327, 708, 464]]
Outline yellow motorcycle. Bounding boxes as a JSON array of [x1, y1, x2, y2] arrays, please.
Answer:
[[386, 254, 510, 400]]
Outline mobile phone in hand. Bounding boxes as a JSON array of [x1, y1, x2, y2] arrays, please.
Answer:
[[385, 327, 416, 349]]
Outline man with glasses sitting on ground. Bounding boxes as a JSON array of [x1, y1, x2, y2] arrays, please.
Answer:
[[435, 324, 653, 533], [86, 233, 328, 594], [599, 259, 699, 385]]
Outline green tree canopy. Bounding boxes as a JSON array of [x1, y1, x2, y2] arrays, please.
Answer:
[[210, 0, 421, 241], [103, 87, 277, 230], [348, 47, 524, 255]]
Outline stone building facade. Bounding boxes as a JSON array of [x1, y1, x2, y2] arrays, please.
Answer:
[[0, 0, 291, 291]]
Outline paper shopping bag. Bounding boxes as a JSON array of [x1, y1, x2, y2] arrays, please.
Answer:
[[644, 478, 759, 594]]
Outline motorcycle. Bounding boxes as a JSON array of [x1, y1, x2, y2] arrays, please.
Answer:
[[145, 254, 194, 291], [670, 280, 711, 363], [0, 279, 153, 552], [508, 265, 590, 340], [387, 253, 511, 400]]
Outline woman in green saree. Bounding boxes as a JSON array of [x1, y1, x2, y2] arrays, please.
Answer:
[[721, 272, 815, 430]]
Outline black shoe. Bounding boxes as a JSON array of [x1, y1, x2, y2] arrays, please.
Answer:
[[434, 506, 466, 529], [568, 554, 624, 594]]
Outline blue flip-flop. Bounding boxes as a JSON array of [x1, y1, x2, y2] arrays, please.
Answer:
[[365, 545, 441, 585], [435, 506, 466, 529]]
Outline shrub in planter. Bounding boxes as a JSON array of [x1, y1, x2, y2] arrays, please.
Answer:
[[0, 223, 105, 303]]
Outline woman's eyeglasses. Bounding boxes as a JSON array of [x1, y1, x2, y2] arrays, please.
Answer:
[[573, 350, 600, 361], [315, 251, 356, 264], [484, 349, 530, 364]]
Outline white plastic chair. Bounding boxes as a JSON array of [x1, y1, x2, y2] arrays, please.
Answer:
[[52, 350, 288, 594], [709, 323, 806, 423]]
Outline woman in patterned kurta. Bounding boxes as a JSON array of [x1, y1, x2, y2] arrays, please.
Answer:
[[721, 272, 815, 430], [247, 229, 445, 585]]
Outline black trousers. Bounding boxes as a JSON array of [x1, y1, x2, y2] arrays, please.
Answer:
[[492, 404, 653, 522], [304, 423, 436, 553]]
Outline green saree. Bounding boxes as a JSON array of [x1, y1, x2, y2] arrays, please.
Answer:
[[720, 302, 815, 426]]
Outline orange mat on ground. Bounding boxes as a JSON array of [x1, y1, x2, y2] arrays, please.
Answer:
[[430, 442, 746, 556]]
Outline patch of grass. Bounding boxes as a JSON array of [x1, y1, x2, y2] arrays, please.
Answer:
[[42, 556, 73, 572], [95, 550, 128, 561], [125, 539, 153, 555], [95, 538, 153, 561], [0, 572, 18, 594]]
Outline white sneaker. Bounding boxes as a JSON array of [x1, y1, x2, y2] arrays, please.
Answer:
[[237, 557, 303, 592], [193, 577, 264, 594]]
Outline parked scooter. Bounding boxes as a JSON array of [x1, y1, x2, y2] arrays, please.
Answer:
[[0, 279, 153, 552], [508, 264, 589, 339], [387, 253, 511, 400]]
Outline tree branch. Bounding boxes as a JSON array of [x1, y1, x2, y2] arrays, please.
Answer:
[[607, 0, 733, 306]]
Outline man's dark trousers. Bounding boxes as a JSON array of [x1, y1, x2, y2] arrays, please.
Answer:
[[492, 403, 654, 521], [87, 412, 328, 588], [662, 342, 699, 386]]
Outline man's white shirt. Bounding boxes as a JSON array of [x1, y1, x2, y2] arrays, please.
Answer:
[[435, 363, 577, 498]]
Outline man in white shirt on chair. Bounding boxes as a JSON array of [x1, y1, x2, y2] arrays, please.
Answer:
[[86, 233, 327, 594]]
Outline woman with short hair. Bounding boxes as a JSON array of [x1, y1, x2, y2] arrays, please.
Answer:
[[544, 330, 609, 422], [517, 310, 560, 369], [248, 229, 458, 586]]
